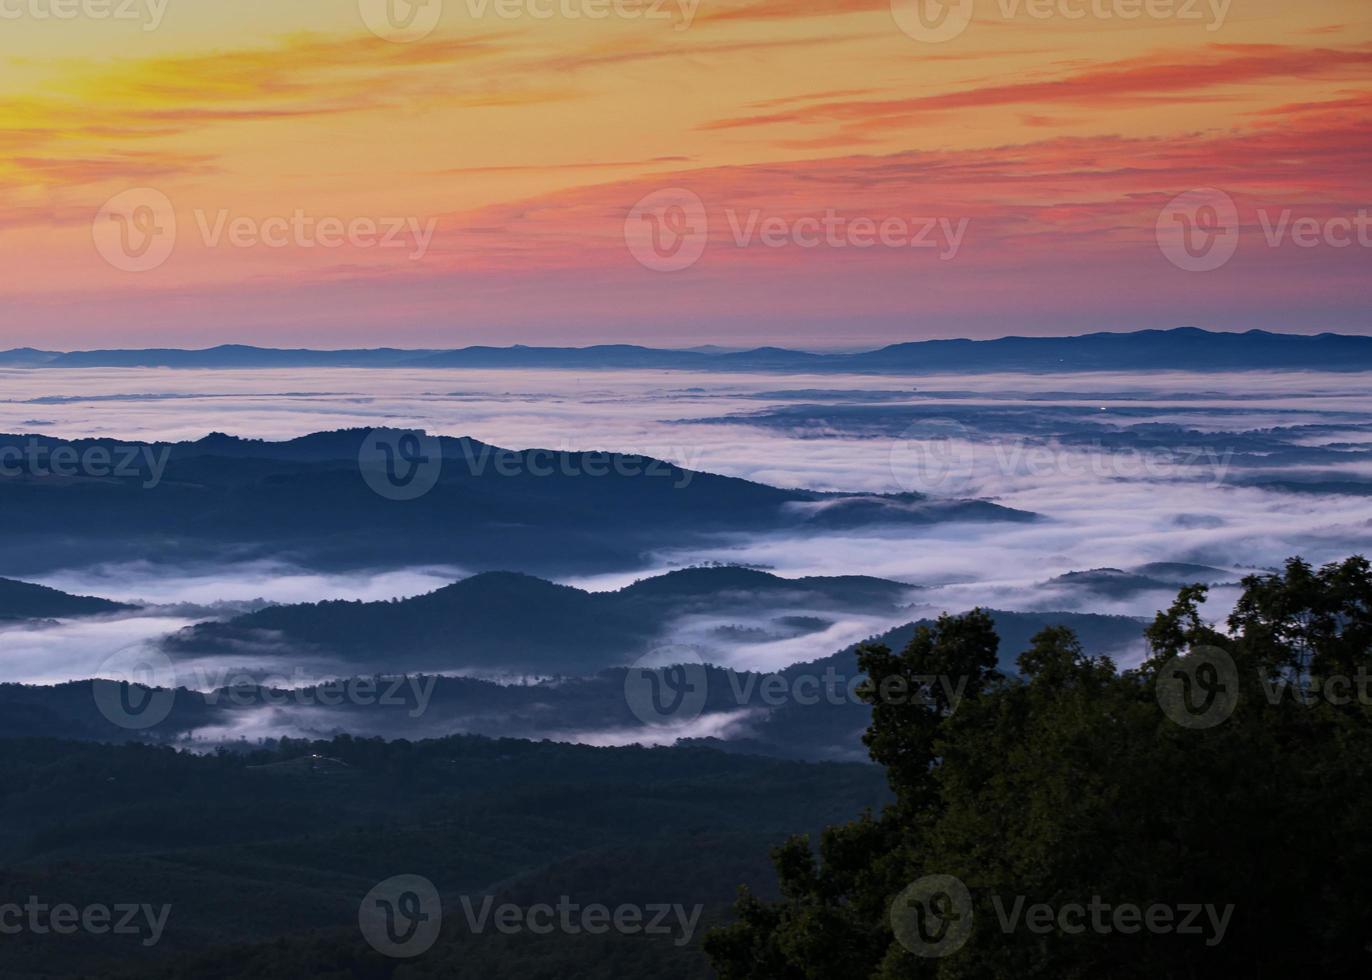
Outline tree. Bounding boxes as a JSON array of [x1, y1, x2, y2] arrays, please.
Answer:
[[706, 556, 1372, 978]]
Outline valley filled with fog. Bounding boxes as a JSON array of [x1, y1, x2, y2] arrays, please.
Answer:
[[2, 364, 1368, 749]]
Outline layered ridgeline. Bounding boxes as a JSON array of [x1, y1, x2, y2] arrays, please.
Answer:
[[164, 566, 920, 674], [160, 562, 1205, 676], [0, 578, 132, 621], [0, 430, 1032, 577], [1, 328, 1369, 371], [1041, 562, 1235, 599], [0, 564, 1168, 756], [1, 597, 1147, 761], [0, 562, 1220, 762]]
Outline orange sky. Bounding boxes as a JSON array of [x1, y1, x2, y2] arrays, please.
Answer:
[[1, 0, 1369, 348]]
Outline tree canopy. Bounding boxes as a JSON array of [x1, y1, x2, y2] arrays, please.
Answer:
[[706, 556, 1372, 978]]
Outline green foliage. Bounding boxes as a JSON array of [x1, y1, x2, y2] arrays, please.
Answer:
[[706, 556, 1372, 978]]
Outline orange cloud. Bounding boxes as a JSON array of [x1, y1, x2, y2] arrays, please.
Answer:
[[701, 43, 1372, 134], [0, 31, 536, 189], [698, 0, 885, 24]]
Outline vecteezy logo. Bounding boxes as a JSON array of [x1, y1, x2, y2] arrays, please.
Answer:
[[1156, 645, 1239, 729], [1156, 188, 1240, 272], [624, 188, 708, 272], [359, 0, 443, 42], [91, 644, 177, 730], [623, 645, 710, 726], [359, 874, 442, 958], [889, 418, 976, 495], [891, 874, 974, 958], [92, 188, 177, 272], [359, 429, 443, 501], [891, 0, 975, 43]]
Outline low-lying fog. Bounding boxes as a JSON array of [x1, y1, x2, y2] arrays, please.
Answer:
[[2, 366, 1368, 693]]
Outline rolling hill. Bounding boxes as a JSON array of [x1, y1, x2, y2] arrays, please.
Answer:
[[163, 566, 920, 674], [0, 429, 1032, 578], [0, 578, 133, 621]]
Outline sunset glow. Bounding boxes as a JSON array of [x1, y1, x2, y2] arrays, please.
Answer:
[[3, 0, 1369, 347]]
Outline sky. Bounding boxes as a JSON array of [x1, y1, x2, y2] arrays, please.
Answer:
[[1, 0, 1369, 349]]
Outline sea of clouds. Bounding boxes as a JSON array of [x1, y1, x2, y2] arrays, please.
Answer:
[[1, 365, 1368, 686]]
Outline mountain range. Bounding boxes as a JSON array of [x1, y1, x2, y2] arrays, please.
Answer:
[[162, 563, 1175, 677], [0, 429, 1032, 577], [0, 607, 1148, 759], [163, 566, 917, 674], [0, 565, 1154, 763], [2, 328, 1369, 372], [0, 577, 132, 621]]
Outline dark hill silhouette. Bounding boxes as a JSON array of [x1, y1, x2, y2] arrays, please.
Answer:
[[0, 735, 887, 978], [165, 566, 922, 673], [0, 578, 133, 620], [616, 566, 913, 605], [0, 430, 1031, 577], [3, 605, 1144, 760], [1043, 562, 1234, 598], [3, 328, 1367, 372]]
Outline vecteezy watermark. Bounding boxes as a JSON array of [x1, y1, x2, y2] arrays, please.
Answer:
[[361, 0, 700, 39], [624, 646, 970, 727], [625, 189, 969, 271], [193, 210, 437, 259], [457, 895, 703, 947], [359, 429, 699, 501], [92, 645, 441, 730], [92, 645, 178, 730], [1156, 188, 1240, 273], [1159, 645, 1372, 728], [723, 210, 967, 259], [625, 188, 709, 272], [458, 442, 696, 486], [887, 420, 1236, 496], [1259, 669, 1372, 708], [469, 441, 696, 485], [0, 898, 171, 948], [197, 670, 438, 718], [92, 188, 177, 273], [359, 429, 444, 501], [360, 875, 443, 958], [890, 874, 975, 957], [460, 0, 698, 28], [93, 190, 439, 272], [0, 0, 169, 29], [1254, 210, 1372, 251], [0, 437, 171, 489], [359, 0, 444, 42], [892, 874, 1234, 957], [988, 893, 1234, 947], [1158, 187, 1372, 272], [624, 647, 712, 726], [889, 419, 977, 496], [1156, 646, 1239, 729], [890, 0, 1229, 43]]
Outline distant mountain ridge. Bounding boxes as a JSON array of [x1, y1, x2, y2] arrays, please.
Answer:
[[0, 578, 133, 620], [2, 602, 1147, 759], [1041, 563, 1235, 599], [3, 328, 1369, 372], [165, 566, 920, 674], [0, 429, 1032, 577]]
